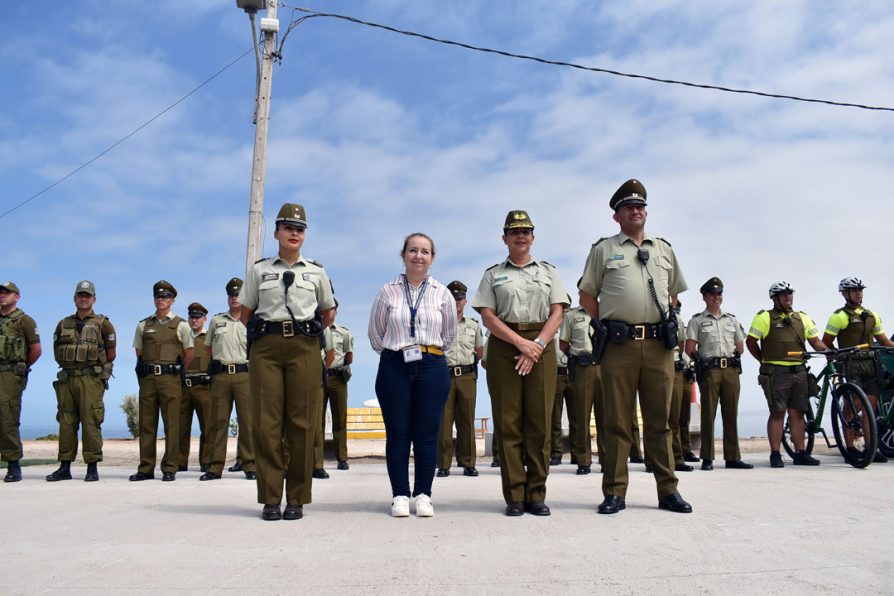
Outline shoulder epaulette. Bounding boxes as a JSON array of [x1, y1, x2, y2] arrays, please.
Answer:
[[306, 258, 323, 267], [540, 260, 555, 268], [656, 237, 672, 247], [592, 237, 607, 247], [254, 257, 268, 264], [213, 312, 227, 318], [485, 263, 499, 272], [140, 316, 153, 323]]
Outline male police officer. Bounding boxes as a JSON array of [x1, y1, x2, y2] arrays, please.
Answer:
[[821, 277, 894, 463], [686, 277, 752, 471], [559, 300, 602, 475], [131, 280, 194, 482], [178, 302, 212, 472], [47, 280, 116, 482], [437, 281, 484, 477], [202, 278, 255, 481], [314, 300, 355, 476], [550, 307, 574, 467], [746, 282, 827, 468], [579, 179, 692, 514], [0, 282, 41, 482]]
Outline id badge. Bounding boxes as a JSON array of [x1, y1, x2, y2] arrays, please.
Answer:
[[402, 345, 423, 362]]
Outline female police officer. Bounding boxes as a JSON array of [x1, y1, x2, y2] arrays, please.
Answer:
[[471, 211, 568, 516], [238, 203, 335, 521]]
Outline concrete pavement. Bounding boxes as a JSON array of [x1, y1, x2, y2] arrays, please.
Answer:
[[1, 452, 891, 594]]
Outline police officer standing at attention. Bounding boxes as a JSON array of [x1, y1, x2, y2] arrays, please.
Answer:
[[177, 302, 212, 473], [821, 277, 894, 463], [314, 299, 354, 476], [0, 282, 41, 482], [746, 282, 827, 467], [47, 280, 115, 482], [436, 281, 484, 478], [472, 210, 568, 516], [239, 203, 335, 521], [559, 299, 601, 475], [202, 278, 255, 481], [578, 179, 692, 514], [130, 280, 194, 482], [685, 278, 752, 471]]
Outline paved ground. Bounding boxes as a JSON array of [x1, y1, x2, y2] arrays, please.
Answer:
[[2, 441, 892, 594]]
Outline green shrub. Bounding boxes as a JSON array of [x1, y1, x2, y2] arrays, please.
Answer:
[[120, 394, 139, 438]]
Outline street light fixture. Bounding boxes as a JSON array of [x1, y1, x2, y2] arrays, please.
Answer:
[[236, 0, 266, 14]]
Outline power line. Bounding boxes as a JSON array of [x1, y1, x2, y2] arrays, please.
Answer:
[[285, 5, 894, 113], [0, 48, 253, 221]]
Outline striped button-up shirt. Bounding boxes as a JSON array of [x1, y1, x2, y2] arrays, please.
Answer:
[[368, 275, 457, 354]]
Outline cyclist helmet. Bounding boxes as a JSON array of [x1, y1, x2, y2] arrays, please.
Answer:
[[768, 281, 794, 298], [838, 276, 866, 292]]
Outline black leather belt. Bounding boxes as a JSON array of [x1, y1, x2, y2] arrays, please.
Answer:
[[210, 361, 249, 375], [674, 360, 686, 371], [137, 363, 181, 377], [557, 366, 568, 376], [258, 319, 321, 338], [450, 364, 475, 377], [605, 321, 662, 341], [183, 374, 212, 387], [703, 356, 741, 370], [328, 366, 350, 377], [573, 352, 595, 366]]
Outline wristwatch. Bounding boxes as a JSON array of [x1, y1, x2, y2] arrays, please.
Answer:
[[533, 338, 547, 348]]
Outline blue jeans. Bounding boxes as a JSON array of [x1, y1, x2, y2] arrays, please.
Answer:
[[375, 350, 450, 497]]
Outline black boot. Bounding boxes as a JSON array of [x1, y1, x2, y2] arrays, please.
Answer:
[[4, 460, 22, 482], [46, 460, 73, 482], [85, 462, 99, 482]]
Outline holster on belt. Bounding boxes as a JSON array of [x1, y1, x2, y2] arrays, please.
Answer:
[[589, 320, 609, 364]]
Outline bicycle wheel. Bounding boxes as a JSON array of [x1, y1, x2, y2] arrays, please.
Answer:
[[830, 382, 877, 468], [877, 390, 894, 458], [782, 407, 815, 459]]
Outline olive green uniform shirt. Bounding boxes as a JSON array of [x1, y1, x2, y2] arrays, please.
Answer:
[[686, 310, 745, 358], [206, 312, 248, 365], [239, 255, 335, 321], [446, 316, 483, 367], [578, 233, 687, 322], [559, 307, 593, 355], [471, 258, 569, 322], [132, 314, 193, 352]]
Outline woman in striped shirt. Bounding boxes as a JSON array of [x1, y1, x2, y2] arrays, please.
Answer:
[[368, 233, 457, 517]]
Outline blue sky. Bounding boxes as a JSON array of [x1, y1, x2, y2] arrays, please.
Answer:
[[3, 1, 894, 438]]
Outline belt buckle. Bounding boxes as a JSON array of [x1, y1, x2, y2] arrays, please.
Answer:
[[719, 358, 728, 369], [228, 364, 236, 375], [633, 325, 646, 340], [185, 378, 193, 387], [282, 321, 294, 337], [453, 366, 462, 377], [152, 364, 163, 376]]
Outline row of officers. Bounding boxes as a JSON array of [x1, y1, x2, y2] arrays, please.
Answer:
[[2, 180, 891, 519]]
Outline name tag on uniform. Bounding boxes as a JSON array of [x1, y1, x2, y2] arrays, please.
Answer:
[[402, 345, 423, 362], [261, 273, 279, 282], [302, 273, 311, 281]]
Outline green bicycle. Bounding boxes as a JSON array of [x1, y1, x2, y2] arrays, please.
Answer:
[[871, 346, 894, 457], [782, 345, 878, 468]]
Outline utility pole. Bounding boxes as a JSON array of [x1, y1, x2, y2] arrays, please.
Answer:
[[242, 0, 279, 273]]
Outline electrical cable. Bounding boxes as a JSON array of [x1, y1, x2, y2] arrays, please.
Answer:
[[0, 48, 253, 221], [283, 5, 894, 113]]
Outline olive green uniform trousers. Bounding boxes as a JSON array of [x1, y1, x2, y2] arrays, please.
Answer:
[[698, 368, 742, 461], [314, 373, 349, 468], [486, 332, 556, 505], [178, 382, 212, 468], [550, 371, 573, 459], [208, 372, 254, 476], [437, 373, 478, 469], [54, 372, 104, 463], [250, 334, 323, 506], [570, 363, 602, 467], [0, 371, 25, 462], [645, 368, 685, 467], [600, 339, 678, 499], [137, 373, 181, 475]]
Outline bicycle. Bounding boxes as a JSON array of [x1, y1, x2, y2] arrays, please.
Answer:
[[868, 346, 894, 458], [781, 345, 878, 468]]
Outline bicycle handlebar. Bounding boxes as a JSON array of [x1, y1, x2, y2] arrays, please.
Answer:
[[787, 343, 871, 358]]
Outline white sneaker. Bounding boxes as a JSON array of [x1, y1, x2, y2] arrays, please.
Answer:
[[391, 496, 410, 517], [413, 494, 434, 517]]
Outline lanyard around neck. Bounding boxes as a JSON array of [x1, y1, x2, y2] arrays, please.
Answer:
[[402, 275, 428, 339]]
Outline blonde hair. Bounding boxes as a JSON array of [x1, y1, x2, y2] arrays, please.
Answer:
[[400, 233, 436, 257]]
